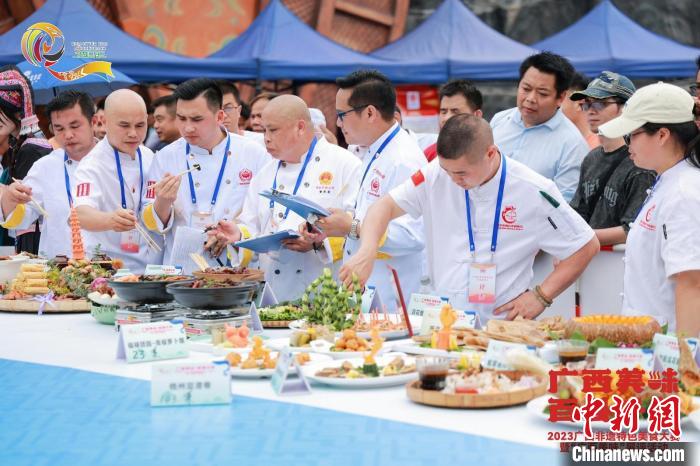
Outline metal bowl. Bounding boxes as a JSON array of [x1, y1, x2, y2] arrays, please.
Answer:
[[165, 281, 258, 310], [108, 278, 194, 304]]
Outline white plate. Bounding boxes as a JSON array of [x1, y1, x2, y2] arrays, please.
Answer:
[[526, 395, 694, 431], [392, 342, 478, 358], [226, 352, 332, 378], [267, 337, 402, 360], [302, 356, 417, 388], [289, 319, 409, 340], [86, 291, 119, 307]]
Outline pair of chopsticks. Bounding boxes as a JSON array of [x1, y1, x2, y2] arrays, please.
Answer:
[[134, 222, 161, 252], [190, 252, 209, 271], [12, 178, 49, 218], [152, 164, 201, 191]]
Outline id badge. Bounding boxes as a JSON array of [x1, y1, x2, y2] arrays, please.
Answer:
[[468, 262, 496, 304], [190, 211, 214, 230], [120, 230, 140, 254]]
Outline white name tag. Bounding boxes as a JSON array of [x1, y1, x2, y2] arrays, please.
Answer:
[[151, 360, 231, 407], [116, 321, 189, 364], [595, 348, 655, 372], [481, 340, 536, 370], [468, 263, 496, 304]]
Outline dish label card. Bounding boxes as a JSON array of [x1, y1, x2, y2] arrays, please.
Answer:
[[117, 321, 189, 363], [595, 348, 655, 372], [270, 348, 311, 396], [482, 340, 536, 371], [652, 334, 699, 371], [151, 360, 231, 407], [144, 264, 183, 276], [408, 293, 448, 317]]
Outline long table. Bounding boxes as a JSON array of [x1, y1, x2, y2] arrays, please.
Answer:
[[0, 313, 697, 466]]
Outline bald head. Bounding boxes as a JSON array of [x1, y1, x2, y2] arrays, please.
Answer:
[[103, 89, 148, 156], [263, 94, 312, 124], [104, 89, 147, 116], [437, 113, 493, 161], [262, 95, 317, 162]]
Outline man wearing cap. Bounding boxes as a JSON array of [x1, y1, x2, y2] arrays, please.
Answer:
[[569, 71, 656, 246], [598, 82, 700, 336]]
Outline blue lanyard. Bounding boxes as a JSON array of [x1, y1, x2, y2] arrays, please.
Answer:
[[270, 137, 318, 219], [63, 152, 73, 206], [113, 147, 144, 213], [358, 124, 401, 189], [465, 154, 507, 261], [185, 133, 231, 207]]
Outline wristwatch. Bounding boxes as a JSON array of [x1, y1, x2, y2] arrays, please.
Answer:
[[349, 218, 361, 240]]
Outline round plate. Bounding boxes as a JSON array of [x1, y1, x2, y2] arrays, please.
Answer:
[[526, 395, 695, 430], [226, 352, 332, 378], [267, 337, 365, 359], [302, 356, 417, 388]]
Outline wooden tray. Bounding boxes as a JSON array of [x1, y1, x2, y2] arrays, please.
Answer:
[[0, 298, 91, 313], [193, 269, 265, 282], [406, 371, 547, 408], [262, 320, 294, 328]]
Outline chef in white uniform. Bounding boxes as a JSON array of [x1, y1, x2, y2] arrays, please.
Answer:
[[340, 115, 599, 324], [311, 70, 426, 309], [141, 78, 268, 265], [73, 89, 159, 272], [1, 91, 97, 258], [205, 95, 361, 302], [598, 82, 700, 336]]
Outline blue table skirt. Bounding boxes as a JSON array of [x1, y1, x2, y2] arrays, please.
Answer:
[[0, 359, 557, 466]]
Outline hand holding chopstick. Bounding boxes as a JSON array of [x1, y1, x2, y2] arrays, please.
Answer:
[[11, 177, 49, 218]]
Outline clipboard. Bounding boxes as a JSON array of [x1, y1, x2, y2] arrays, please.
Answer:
[[259, 189, 331, 223], [234, 230, 301, 254]]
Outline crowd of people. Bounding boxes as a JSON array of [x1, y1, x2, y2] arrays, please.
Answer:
[[0, 51, 698, 336]]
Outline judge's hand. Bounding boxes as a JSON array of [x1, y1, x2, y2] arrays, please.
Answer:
[[154, 173, 181, 206], [314, 208, 352, 237], [204, 220, 241, 257], [282, 229, 317, 253], [109, 209, 137, 232], [5, 182, 33, 205], [298, 221, 327, 244], [493, 291, 545, 320]]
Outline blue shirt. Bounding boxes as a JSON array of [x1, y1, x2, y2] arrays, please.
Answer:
[[490, 107, 588, 201]]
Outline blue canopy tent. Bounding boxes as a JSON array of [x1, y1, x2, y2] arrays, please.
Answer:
[[371, 0, 538, 81], [18, 57, 136, 105], [533, 0, 700, 77], [0, 0, 254, 82], [209, 0, 434, 83]]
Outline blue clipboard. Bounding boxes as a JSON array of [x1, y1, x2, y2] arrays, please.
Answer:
[[259, 189, 331, 223], [234, 230, 301, 254]]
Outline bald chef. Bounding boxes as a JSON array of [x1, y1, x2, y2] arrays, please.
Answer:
[[141, 78, 268, 265], [341, 114, 599, 323], [73, 89, 160, 272], [206, 95, 360, 301]]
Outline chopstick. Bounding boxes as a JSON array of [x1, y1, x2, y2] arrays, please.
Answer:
[[12, 178, 49, 218], [174, 163, 201, 178], [134, 222, 161, 252]]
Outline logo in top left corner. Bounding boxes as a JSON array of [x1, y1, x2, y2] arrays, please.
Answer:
[[21, 22, 113, 82]]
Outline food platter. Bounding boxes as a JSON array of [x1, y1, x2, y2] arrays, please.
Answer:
[[302, 356, 418, 388], [407, 371, 547, 409], [0, 298, 90, 313], [226, 351, 332, 378]]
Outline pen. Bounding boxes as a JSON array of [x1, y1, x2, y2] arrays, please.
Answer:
[[539, 190, 560, 208], [547, 216, 558, 230]]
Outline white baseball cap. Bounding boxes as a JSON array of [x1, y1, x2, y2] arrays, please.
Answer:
[[598, 82, 695, 138]]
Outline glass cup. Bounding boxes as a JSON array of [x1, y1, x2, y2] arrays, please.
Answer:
[[556, 339, 590, 365], [417, 356, 449, 391]]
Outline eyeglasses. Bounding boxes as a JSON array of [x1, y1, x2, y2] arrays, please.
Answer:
[[690, 83, 698, 97], [336, 104, 369, 121], [580, 100, 620, 112], [623, 129, 646, 145], [222, 104, 241, 115]]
